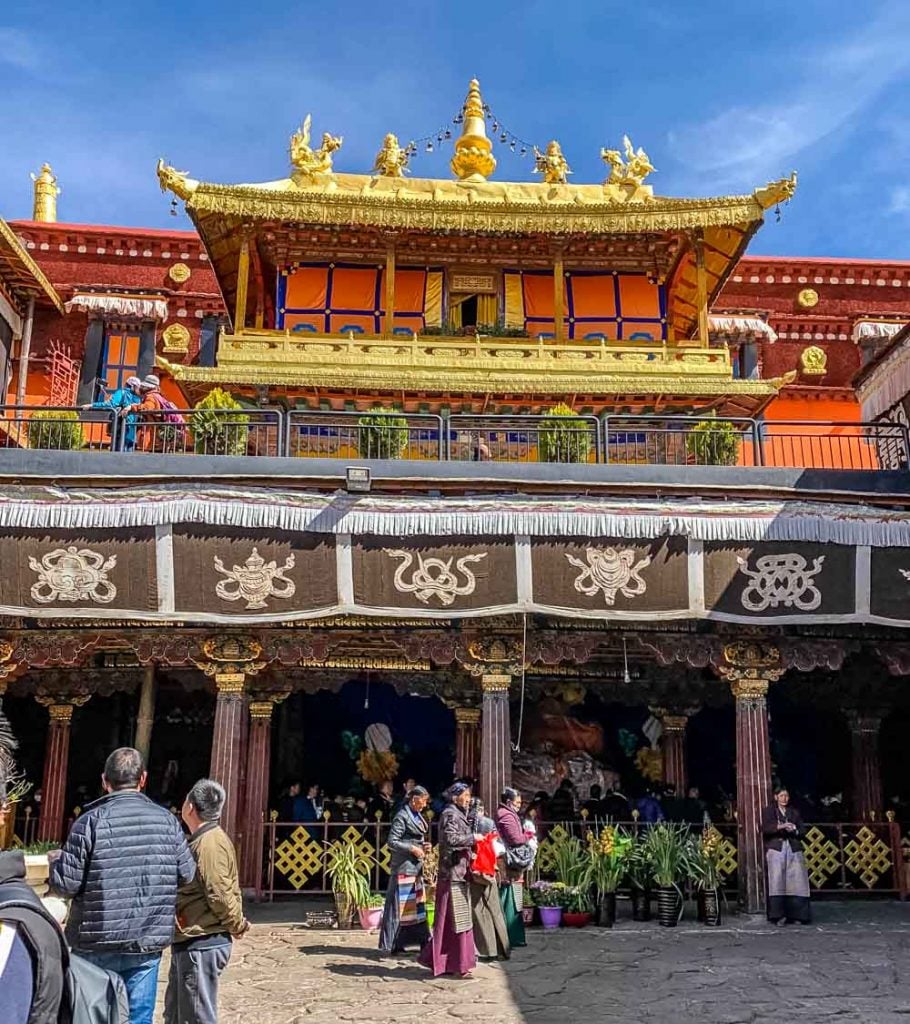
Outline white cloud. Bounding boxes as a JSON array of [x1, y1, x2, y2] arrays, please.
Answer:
[[667, 4, 910, 191], [0, 27, 39, 70]]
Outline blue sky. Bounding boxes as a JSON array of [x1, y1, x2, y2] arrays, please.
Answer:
[[2, 0, 909, 258]]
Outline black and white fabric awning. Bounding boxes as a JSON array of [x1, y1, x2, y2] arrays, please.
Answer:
[[65, 291, 168, 321], [852, 319, 908, 344], [709, 315, 777, 343]]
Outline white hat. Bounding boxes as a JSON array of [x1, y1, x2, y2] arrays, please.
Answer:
[[141, 374, 160, 389], [126, 376, 141, 388]]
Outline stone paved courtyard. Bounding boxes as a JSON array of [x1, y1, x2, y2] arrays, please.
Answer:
[[154, 903, 910, 1024]]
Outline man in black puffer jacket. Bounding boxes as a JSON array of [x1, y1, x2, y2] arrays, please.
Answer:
[[50, 747, 195, 1024]]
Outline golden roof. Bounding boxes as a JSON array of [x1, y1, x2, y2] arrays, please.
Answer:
[[0, 216, 64, 313]]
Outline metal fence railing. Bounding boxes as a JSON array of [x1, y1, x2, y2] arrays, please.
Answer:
[[1, 406, 907, 472], [285, 410, 444, 461], [447, 414, 602, 463]]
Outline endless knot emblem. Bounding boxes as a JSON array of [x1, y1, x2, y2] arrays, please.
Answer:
[[28, 546, 117, 604], [736, 552, 825, 612], [213, 548, 296, 610], [565, 547, 651, 605], [385, 549, 487, 606]]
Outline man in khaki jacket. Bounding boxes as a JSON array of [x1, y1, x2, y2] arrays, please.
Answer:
[[164, 779, 249, 1024]]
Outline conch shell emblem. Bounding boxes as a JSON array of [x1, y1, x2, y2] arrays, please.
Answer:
[[29, 546, 117, 604], [566, 547, 651, 605]]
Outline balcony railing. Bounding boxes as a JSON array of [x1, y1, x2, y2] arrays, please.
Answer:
[[0, 405, 906, 471]]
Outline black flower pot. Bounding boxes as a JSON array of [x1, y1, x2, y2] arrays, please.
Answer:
[[596, 893, 617, 928], [656, 885, 681, 927], [631, 886, 652, 922], [702, 887, 722, 926], [696, 890, 706, 922]]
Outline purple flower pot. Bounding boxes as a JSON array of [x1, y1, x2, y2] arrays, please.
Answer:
[[539, 906, 563, 929]]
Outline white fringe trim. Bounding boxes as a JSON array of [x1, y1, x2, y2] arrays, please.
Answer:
[[0, 487, 909, 546]]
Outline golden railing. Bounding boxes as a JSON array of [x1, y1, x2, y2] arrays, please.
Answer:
[[260, 816, 908, 899]]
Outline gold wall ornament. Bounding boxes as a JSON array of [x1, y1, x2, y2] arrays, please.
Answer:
[[453, 707, 481, 726], [193, 635, 267, 680], [31, 163, 60, 222], [799, 345, 827, 376], [722, 641, 782, 673], [728, 677, 770, 701], [289, 115, 343, 178], [155, 159, 199, 201], [600, 136, 655, 201], [161, 322, 191, 354], [213, 548, 296, 610], [451, 78, 496, 182], [28, 547, 117, 605], [168, 262, 191, 284], [373, 133, 410, 177], [533, 141, 572, 185], [797, 287, 819, 308]]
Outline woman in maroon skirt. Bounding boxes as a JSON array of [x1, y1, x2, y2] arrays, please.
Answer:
[[419, 782, 478, 978]]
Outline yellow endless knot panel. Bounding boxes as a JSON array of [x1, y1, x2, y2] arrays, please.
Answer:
[[534, 824, 571, 877], [273, 826, 324, 890], [844, 826, 892, 889], [802, 827, 841, 888], [713, 833, 738, 879]]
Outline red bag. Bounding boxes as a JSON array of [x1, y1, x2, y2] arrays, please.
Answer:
[[471, 832, 498, 877]]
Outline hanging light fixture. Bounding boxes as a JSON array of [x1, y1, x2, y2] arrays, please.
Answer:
[[622, 636, 631, 684], [509, 140, 516, 152], [426, 141, 434, 153]]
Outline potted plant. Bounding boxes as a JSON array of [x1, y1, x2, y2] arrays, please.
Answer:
[[191, 388, 249, 456], [549, 831, 588, 889], [325, 841, 372, 929], [583, 825, 633, 928], [356, 407, 409, 459], [530, 881, 567, 929], [688, 827, 725, 926], [562, 886, 593, 928], [626, 838, 654, 922], [26, 410, 84, 450], [538, 403, 592, 464], [642, 823, 690, 927], [357, 892, 385, 932], [686, 415, 740, 466]]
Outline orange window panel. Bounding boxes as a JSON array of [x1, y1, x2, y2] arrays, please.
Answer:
[[392, 269, 427, 314], [330, 267, 380, 312], [618, 275, 661, 319], [285, 267, 329, 309], [522, 273, 555, 319], [569, 275, 616, 318]]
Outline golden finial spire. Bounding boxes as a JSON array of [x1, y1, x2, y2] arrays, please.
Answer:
[[451, 78, 496, 182], [30, 163, 60, 222]]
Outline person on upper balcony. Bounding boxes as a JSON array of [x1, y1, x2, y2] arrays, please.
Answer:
[[85, 375, 142, 451]]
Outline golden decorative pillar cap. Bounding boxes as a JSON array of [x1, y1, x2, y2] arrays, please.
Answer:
[[30, 163, 60, 223], [451, 78, 496, 182]]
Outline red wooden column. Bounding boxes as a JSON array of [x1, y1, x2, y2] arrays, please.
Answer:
[[240, 697, 281, 893], [209, 672, 247, 841], [718, 643, 783, 915], [453, 707, 481, 783], [36, 697, 88, 843], [657, 711, 690, 795], [479, 675, 511, 811], [847, 711, 884, 822]]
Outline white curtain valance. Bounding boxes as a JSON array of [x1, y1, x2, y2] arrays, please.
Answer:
[[709, 315, 777, 342], [852, 320, 907, 344], [65, 292, 168, 321], [858, 339, 910, 421]]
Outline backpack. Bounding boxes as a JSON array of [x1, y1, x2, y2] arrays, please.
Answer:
[[155, 395, 187, 427], [0, 891, 129, 1024]]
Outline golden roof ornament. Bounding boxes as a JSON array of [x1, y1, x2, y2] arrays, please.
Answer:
[[290, 114, 343, 179], [451, 78, 496, 182], [30, 163, 60, 222], [601, 136, 655, 202], [373, 133, 410, 178], [754, 171, 798, 210], [533, 141, 571, 185], [156, 160, 199, 201], [799, 345, 827, 376]]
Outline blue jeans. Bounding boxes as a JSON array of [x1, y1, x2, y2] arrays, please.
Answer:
[[78, 951, 161, 1024]]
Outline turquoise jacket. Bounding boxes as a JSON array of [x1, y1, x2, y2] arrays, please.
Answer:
[[93, 387, 140, 447]]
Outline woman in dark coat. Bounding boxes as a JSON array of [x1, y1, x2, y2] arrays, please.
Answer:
[[418, 783, 477, 978], [762, 786, 811, 925], [379, 786, 431, 954], [495, 787, 535, 948]]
